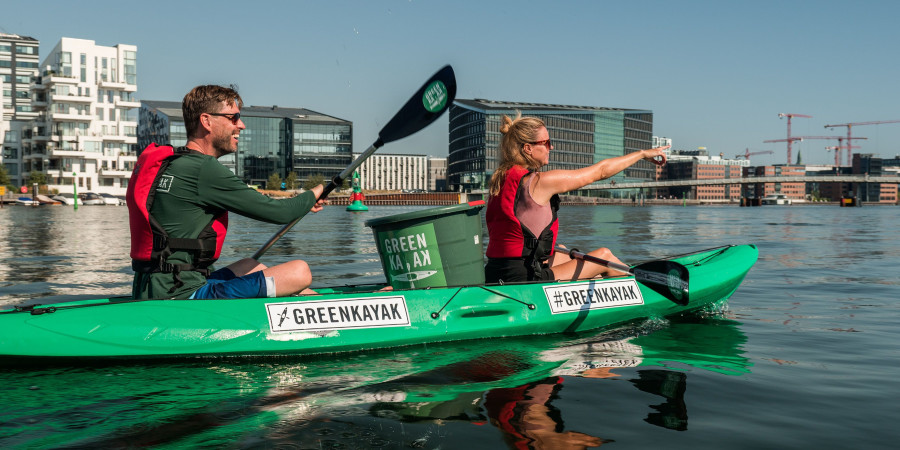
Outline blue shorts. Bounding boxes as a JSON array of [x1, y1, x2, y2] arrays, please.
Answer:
[[190, 268, 275, 299]]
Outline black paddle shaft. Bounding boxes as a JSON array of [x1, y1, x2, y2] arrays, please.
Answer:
[[252, 65, 457, 260], [556, 246, 690, 305]]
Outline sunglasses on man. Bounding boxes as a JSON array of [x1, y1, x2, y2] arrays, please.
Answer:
[[208, 112, 242, 124]]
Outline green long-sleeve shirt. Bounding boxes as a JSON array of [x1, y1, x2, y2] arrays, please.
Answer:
[[132, 152, 317, 299]]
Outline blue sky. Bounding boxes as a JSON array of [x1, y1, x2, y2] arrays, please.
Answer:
[[4, 0, 900, 167]]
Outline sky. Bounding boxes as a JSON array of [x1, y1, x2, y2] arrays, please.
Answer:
[[3, 0, 900, 167]]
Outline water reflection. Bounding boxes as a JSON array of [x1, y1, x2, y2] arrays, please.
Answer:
[[0, 317, 749, 447]]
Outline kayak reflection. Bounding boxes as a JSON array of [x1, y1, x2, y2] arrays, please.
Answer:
[[0, 317, 749, 448], [360, 316, 749, 446]]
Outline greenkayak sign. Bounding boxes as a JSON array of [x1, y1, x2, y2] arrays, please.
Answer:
[[375, 222, 445, 289], [422, 80, 448, 113], [266, 296, 411, 333], [543, 279, 644, 314]]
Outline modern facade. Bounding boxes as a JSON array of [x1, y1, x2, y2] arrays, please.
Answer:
[[1, 32, 40, 121], [448, 99, 654, 195], [19, 37, 139, 195], [355, 152, 429, 191], [139, 102, 352, 187], [742, 164, 806, 200], [852, 154, 898, 204], [427, 156, 447, 191], [1, 32, 41, 187], [660, 150, 748, 200]]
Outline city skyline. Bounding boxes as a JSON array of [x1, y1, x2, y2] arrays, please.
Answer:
[[3, 0, 900, 167]]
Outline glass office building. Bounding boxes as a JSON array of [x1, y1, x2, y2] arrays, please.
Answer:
[[139, 102, 351, 187], [448, 99, 653, 194]]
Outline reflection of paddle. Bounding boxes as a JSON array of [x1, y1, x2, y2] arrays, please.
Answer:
[[555, 246, 690, 306], [252, 65, 457, 260]]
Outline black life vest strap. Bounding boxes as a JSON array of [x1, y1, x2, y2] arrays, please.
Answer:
[[132, 259, 211, 277]]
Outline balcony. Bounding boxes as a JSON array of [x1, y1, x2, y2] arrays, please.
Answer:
[[99, 168, 132, 178], [114, 97, 141, 108], [49, 111, 93, 122], [22, 149, 47, 160], [30, 132, 51, 142], [101, 135, 137, 145], [48, 74, 79, 85], [49, 147, 92, 158], [51, 93, 94, 103], [98, 79, 128, 90]]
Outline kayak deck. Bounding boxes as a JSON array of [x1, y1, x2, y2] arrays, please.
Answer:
[[0, 244, 757, 362]]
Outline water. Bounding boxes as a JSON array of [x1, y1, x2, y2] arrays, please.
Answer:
[[1, 204, 898, 448]]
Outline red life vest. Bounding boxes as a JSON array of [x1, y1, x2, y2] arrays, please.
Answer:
[[486, 165, 559, 267], [126, 143, 228, 283]]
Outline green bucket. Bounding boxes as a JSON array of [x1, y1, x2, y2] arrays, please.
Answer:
[[365, 201, 486, 289]]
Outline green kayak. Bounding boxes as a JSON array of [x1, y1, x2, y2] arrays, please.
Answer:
[[0, 244, 757, 363]]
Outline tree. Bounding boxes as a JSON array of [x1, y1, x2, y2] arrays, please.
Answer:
[[284, 171, 298, 190], [796, 150, 802, 165], [26, 171, 47, 187], [0, 165, 11, 189], [267, 172, 282, 190], [303, 173, 326, 190]]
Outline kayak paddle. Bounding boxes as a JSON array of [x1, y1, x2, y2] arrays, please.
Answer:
[[555, 246, 690, 305], [253, 65, 457, 260]]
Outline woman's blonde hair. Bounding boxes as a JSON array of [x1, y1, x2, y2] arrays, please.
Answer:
[[487, 112, 546, 196]]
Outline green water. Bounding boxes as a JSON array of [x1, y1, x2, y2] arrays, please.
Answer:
[[1, 205, 898, 448]]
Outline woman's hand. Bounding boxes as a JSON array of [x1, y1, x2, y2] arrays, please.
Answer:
[[642, 145, 670, 166]]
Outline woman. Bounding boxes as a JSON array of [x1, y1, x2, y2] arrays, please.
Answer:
[[484, 113, 668, 284]]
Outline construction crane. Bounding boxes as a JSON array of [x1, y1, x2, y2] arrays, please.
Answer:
[[824, 143, 861, 167], [778, 113, 812, 164], [824, 119, 900, 166], [735, 148, 774, 160], [824, 137, 865, 167], [763, 136, 867, 166]]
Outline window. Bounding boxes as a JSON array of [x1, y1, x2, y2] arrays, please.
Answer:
[[16, 45, 37, 55], [124, 50, 137, 85]]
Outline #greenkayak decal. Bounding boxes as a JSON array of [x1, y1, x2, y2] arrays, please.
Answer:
[[375, 223, 445, 288], [422, 80, 448, 113], [266, 296, 410, 333], [543, 279, 644, 314]]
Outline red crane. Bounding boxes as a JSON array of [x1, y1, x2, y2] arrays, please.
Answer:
[[763, 136, 867, 166], [824, 142, 862, 167], [735, 148, 774, 159], [824, 119, 900, 166], [778, 113, 812, 164]]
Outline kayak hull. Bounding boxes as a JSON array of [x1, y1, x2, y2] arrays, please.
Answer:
[[0, 245, 757, 362]]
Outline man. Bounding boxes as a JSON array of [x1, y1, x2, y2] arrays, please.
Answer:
[[127, 85, 325, 300]]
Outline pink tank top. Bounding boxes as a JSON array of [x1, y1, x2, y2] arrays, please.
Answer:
[[516, 173, 552, 236]]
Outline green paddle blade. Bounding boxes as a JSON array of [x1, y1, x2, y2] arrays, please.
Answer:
[[632, 260, 690, 306]]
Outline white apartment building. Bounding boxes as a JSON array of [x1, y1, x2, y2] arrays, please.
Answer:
[[23, 37, 138, 195], [355, 153, 429, 191]]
